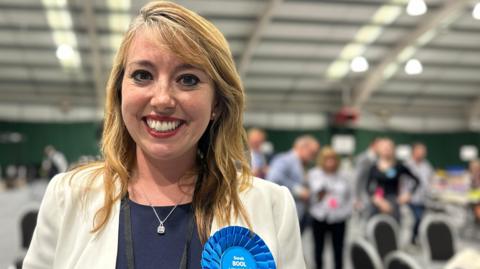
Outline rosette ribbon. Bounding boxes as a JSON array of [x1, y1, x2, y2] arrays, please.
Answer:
[[201, 226, 276, 269]]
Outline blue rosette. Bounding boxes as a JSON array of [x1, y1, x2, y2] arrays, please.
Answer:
[[201, 226, 276, 269]]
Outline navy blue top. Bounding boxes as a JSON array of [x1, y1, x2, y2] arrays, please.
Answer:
[[116, 199, 203, 269], [367, 162, 420, 197]]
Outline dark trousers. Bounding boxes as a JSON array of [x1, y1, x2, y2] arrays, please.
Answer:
[[408, 203, 425, 244], [300, 212, 311, 234], [312, 219, 346, 269]]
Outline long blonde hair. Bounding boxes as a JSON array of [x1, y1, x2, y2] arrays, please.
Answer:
[[77, 1, 251, 242]]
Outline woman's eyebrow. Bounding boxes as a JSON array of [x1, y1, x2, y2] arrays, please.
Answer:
[[125, 61, 200, 74], [126, 60, 156, 70], [173, 63, 200, 73]]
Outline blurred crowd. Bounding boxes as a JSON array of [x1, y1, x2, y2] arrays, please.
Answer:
[[247, 128, 480, 269]]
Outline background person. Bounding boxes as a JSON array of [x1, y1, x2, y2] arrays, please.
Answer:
[[247, 128, 268, 178], [308, 147, 352, 269], [405, 142, 434, 245], [366, 138, 420, 221], [42, 145, 68, 179], [266, 135, 320, 232]]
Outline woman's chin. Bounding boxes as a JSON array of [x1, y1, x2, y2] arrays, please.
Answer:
[[137, 144, 196, 163]]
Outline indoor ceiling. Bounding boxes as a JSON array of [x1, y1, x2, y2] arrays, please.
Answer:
[[0, 0, 479, 129]]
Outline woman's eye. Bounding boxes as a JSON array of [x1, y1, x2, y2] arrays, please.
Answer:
[[178, 74, 199, 87], [131, 70, 153, 82]]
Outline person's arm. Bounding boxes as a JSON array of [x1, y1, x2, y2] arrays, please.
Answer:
[[353, 156, 370, 198], [273, 186, 307, 269], [307, 169, 327, 202], [396, 163, 421, 205], [366, 165, 377, 197], [337, 173, 353, 217], [399, 163, 420, 193], [23, 174, 65, 269]]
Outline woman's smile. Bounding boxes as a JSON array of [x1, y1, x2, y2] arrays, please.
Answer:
[[143, 115, 186, 138]]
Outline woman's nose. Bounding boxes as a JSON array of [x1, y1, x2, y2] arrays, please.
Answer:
[[150, 82, 176, 111]]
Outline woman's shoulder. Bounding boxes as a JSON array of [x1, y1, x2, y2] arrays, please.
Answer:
[[240, 177, 293, 207], [337, 170, 351, 179], [249, 176, 286, 192], [307, 167, 324, 176], [48, 163, 105, 194]]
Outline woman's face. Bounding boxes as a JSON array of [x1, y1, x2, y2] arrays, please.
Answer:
[[121, 32, 215, 163], [378, 140, 395, 159], [323, 156, 338, 172]]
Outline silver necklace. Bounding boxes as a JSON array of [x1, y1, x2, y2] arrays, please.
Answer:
[[137, 187, 179, 235]]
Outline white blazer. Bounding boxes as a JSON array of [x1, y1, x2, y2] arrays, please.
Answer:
[[23, 169, 306, 269]]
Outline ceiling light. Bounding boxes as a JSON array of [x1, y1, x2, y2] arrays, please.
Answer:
[[473, 2, 480, 20], [326, 1, 405, 80], [107, 0, 131, 53], [326, 61, 350, 80], [397, 46, 416, 62], [42, 0, 81, 68], [56, 44, 74, 60], [372, 5, 403, 25], [407, 0, 427, 16], [405, 59, 423, 75], [351, 56, 369, 72], [383, 63, 399, 79]]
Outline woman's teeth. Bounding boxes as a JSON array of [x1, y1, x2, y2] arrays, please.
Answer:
[[146, 119, 181, 132]]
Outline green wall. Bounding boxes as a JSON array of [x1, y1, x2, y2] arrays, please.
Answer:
[[1, 120, 480, 169], [0, 121, 101, 166]]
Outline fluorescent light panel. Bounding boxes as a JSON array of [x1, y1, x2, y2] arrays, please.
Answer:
[[326, 1, 407, 79], [107, 0, 131, 52], [42, 0, 81, 69]]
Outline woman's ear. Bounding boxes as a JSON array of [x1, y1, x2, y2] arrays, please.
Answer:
[[211, 99, 220, 121]]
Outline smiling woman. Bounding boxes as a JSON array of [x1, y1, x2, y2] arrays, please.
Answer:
[[121, 34, 215, 162], [22, 1, 305, 269]]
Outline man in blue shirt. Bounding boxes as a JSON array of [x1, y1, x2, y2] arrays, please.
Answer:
[[266, 135, 320, 232], [248, 128, 268, 178]]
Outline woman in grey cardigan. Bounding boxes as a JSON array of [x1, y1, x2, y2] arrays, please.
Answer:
[[308, 147, 353, 269]]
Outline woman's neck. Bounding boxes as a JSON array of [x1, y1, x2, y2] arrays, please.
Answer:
[[322, 167, 337, 175], [378, 157, 395, 170], [129, 147, 198, 206]]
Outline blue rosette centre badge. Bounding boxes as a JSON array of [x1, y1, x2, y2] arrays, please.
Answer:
[[201, 226, 276, 269]]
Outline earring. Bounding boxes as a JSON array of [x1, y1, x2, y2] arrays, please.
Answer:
[[211, 112, 216, 120]]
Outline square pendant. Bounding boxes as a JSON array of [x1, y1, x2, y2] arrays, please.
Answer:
[[157, 224, 165, 234]]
